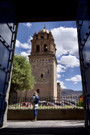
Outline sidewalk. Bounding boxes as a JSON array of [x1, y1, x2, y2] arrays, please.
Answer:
[[0, 120, 90, 135]]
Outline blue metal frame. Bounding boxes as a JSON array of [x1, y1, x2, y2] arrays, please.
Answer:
[[0, 0, 90, 129], [76, 0, 90, 128], [0, 23, 18, 126]]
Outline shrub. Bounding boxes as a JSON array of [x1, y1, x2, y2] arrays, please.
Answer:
[[76, 100, 83, 107]]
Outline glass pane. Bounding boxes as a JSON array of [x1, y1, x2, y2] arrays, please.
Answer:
[[80, 21, 90, 44], [8, 23, 16, 31], [88, 98, 90, 110], [85, 68, 90, 94], [8, 23, 14, 28], [0, 24, 12, 45], [78, 4, 90, 44], [83, 36, 90, 65], [0, 99, 2, 111], [0, 42, 9, 67], [0, 70, 6, 93]]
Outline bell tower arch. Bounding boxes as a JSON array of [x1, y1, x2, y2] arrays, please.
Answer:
[[29, 27, 57, 101]]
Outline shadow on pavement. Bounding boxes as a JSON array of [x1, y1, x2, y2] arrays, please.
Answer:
[[0, 127, 90, 135]]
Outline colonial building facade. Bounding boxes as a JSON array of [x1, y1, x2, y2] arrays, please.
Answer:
[[28, 27, 61, 101]]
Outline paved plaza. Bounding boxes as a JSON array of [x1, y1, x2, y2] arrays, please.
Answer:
[[0, 120, 90, 135]]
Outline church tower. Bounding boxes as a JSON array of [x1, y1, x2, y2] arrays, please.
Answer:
[[29, 27, 57, 101]]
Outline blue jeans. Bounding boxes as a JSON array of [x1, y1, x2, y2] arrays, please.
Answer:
[[34, 109, 38, 118]]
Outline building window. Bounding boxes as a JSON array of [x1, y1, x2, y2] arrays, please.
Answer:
[[44, 44, 48, 52], [36, 35, 38, 39], [48, 70, 49, 74], [41, 36, 44, 39], [36, 45, 40, 52], [41, 74, 43, 78], [37, 89, 40, 93]]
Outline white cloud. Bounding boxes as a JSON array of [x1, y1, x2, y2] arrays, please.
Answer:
[[15, 39, 31, 49], [65, 75, 81, 84], [15, 40, 20, 47], [57, 64, 66, 73], [20, 51, 30, 61], [27, 49, 31, 54], [57, 74, 61, 78], [57, 80, 66, 89], [28, 36, 33, 43], [23, 23, 32, 28], [60, 55, 80, 68], [20, 52, 28, 57], [51, 27, 78, 58]]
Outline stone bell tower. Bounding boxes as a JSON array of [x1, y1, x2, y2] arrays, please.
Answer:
[[29, 27, 57, 101]]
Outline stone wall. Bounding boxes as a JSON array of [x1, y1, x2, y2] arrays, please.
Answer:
[[29, 55, 57, 100], [7, 109, 85, 120]]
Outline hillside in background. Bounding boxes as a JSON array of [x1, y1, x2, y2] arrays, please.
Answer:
[[61, 89, 82, 96]]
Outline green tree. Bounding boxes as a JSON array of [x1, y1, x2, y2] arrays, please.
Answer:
[[76, 100, 84, 107], [10, 55, 34, 92]]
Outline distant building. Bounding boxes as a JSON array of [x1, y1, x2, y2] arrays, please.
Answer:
[[28, 27, 61, 101], [57, 82, 62, 101]]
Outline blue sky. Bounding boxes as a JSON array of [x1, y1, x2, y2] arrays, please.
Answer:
[[15, 21, 82, 91]]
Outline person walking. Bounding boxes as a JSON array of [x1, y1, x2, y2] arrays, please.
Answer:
[[32, 91, 39, 121]]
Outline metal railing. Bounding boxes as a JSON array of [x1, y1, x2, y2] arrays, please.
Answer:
[[8, 96, 83, 109]]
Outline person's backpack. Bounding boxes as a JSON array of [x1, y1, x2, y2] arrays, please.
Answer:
[[34, 96, 39, 104]]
